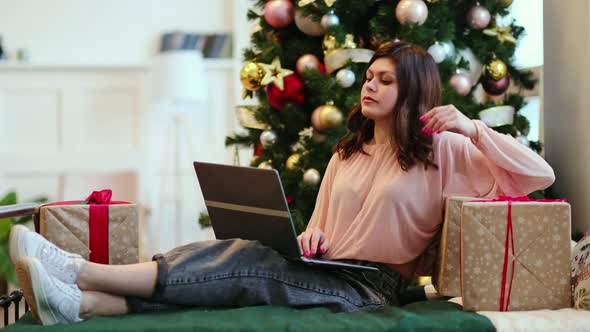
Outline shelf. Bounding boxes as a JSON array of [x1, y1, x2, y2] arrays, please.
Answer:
[[0, 58, 235, 72]]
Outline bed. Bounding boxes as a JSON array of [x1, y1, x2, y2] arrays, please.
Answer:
[[2, 204, 590, 331]]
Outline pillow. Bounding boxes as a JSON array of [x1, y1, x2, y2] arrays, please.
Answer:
[[574, 265, 590, 309], [572, 232, 590, 280], [572, 231, 590, 309]]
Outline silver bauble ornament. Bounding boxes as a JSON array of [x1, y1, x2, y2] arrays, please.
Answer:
[[336, 68, 356, 88], [260, 130, 278, 148], [428, 43, 446, 63], [258, 161, 274, 170], [321, 10, 340, 29], [450, 72, 472, 97], [396, 0, 429, 26], [303, 169, 321, 186], [440, 41, 455, 58], [294, 10, 325, 36], [467, 5, 491, 30]]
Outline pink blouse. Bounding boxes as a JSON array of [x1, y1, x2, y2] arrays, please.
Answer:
[[305, 120, 555, 276]]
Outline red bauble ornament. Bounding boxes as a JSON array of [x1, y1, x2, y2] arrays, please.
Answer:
[[253, 143, 264, 157], [286, 196, 293, 205], [481, 73, 510, 95], [266, 74, 305, 110]]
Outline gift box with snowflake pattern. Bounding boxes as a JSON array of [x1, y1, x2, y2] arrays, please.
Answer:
[[433, 196, 476, 297], [39, 190, 139, 265], [460, 199, 572, 311]]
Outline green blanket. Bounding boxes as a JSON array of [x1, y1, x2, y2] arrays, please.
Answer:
[[5, 301, 494, 331]]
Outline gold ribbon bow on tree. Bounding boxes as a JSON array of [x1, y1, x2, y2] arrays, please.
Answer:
[[483, 25, 517, 44], [298, 0, 336, 7]]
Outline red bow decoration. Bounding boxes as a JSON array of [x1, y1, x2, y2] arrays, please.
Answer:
[[85, 189, 113, 204]]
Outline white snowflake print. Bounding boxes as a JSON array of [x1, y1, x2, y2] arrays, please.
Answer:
[[535, 259, 544, 268]]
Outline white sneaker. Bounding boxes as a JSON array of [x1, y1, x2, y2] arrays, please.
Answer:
[[16, 257, 83, 326], [9, 224, 85, 284]]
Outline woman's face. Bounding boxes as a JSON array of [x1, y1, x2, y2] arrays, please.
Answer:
[[360, 58, 399, 121]]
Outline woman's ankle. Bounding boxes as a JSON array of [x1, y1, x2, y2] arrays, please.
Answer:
[[79, 291, 95, 318], [76, 262, 96, 291]]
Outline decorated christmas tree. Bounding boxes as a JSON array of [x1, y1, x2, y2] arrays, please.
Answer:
[[224, 0, 540, 232]]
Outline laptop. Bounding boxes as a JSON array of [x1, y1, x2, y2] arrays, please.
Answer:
[[193, 161, 379, 272]]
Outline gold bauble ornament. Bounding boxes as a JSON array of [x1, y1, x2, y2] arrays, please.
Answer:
[[286, 153, 302, 170], [317, 103, 343, 129], [498, 0, 513, 7], [240, 62, 265, 91], [483, 58, 507, 81], [416, 276, 432, 286]]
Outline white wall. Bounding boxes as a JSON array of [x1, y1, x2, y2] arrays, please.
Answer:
[[0, 0, 233, 65], [543, 0, 590, 234], [507, 0, 543, 69]]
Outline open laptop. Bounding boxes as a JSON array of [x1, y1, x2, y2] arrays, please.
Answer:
[[193, 161, 378, 272]]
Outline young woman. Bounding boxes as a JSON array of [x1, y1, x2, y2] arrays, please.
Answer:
[[10, 41, 554, 325]]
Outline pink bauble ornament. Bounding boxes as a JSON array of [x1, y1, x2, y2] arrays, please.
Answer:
[[396, 0, 428, 26], [294, 10, 325, 36], [296, 54, 321, 75], [264, 0, 295, 29], [311, 107, 323, 132], [450, 72, 472, 97], [467, 5, 491, 30]]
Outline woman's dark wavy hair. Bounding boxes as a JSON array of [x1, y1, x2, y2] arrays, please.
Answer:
[[335, 41, 441, 171]]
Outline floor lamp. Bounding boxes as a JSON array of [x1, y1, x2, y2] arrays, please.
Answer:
[[152, 50, 207, 249]]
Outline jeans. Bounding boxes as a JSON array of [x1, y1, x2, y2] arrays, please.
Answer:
[[126, 239, 405, 313]]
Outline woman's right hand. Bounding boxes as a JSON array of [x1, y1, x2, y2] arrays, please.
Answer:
[[297, 228, 329, 258]]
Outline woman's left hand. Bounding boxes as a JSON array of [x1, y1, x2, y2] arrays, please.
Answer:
[[419, 104, 477, 139]]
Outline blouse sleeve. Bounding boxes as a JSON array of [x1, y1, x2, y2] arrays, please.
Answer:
[[440, 120, 555, 198], [305, 153, 340, 231]]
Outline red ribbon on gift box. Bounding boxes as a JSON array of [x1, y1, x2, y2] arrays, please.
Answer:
[[472, 196, 566, 311], [43, 189, 130, 264]]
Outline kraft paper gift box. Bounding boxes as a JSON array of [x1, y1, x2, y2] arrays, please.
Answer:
[[433, 196, 476, 297], [461, 197, 572, 311], [39, 189, 139, 265]]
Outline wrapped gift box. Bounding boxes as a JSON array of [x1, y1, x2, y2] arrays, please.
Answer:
[[433, 196, 476, 297], [461, 198, 572, 311], [39, 190, 139, 265]]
